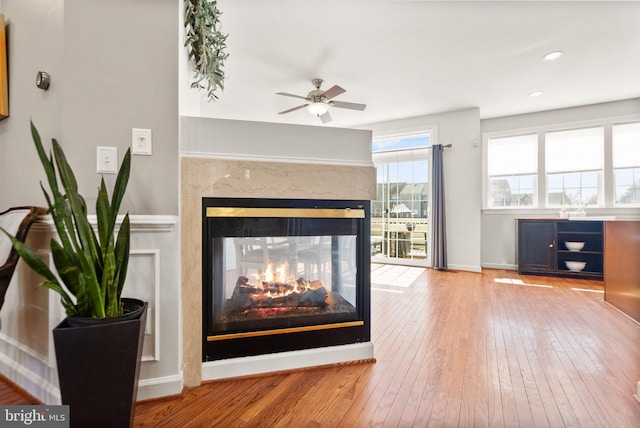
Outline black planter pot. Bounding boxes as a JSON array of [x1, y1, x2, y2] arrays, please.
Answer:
[[53, 298, 148, 428]]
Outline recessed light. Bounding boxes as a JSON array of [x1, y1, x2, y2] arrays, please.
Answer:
[[529, 91, 543, 97], [543, 51, 564, 61]]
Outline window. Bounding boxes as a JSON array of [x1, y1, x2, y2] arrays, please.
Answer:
[[484, 117, 640, 210], [372, 134, 430, 264], [545, 127, 604, 207], [487, 134, 537, 207], [613, 122, 640, 206]]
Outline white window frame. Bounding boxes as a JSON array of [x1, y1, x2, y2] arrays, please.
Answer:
[[612, 121, 640, 207], [544, 126, 605, 208], [486, 133, 539, 209], [482, 114, 640, 213], [372, 124, 437, 268]]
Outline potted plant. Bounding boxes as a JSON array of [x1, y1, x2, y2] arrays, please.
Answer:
[[2, 121, 147, 428]]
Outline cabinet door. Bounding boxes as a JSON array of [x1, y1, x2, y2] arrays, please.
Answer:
[[518, 221, 555, 273]]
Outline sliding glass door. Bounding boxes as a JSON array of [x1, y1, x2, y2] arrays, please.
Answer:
[[371, 135, 431, 267]]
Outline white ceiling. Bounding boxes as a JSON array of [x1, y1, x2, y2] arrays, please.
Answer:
[[193, 1, 640, 129]]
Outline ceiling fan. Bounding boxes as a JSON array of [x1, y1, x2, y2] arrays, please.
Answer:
[[276, 78, 366, 124]]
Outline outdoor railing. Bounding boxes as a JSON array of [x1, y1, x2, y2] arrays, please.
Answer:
[[371, 217, 428, 259]]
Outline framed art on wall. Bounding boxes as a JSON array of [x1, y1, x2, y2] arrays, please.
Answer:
[[0, 14, 8, 120]]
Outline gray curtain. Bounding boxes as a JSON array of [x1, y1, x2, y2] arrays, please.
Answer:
[[431, 144, 447, 270]]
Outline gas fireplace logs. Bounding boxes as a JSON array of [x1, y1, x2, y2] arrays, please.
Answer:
[[229, 275, 333, 312]]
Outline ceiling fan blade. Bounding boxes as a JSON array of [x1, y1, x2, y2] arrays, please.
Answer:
[[319, 111, 332, 124], [331, 100, 366, 111], [321, 85, 346, 100], [278, 104, 308, 114], [276, 92, 309, 100]]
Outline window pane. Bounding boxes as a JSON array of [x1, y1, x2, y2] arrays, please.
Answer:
[[582, 172, 598, 188], [387, 162, 400, 183], [488, 134, 537, 176], [372, 135, 430, 152], [547, 171, 600, 206], [564, 172, 580, 188], [615, 167, 640, 205], [487, 134, 538, 208], [613, 123, 640, 206], [545, 128, 603, 207], [520, 175, 535, 190], [546, 127, 604, 173], [615, 168, 634, 186], [547, 174, 563, 189], [582, 187, 598, 205], [613, 122, 640, 168], [489, 175, 535, 207]]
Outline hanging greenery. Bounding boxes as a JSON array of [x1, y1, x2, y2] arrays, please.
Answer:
[[184, 0, 228, 101]]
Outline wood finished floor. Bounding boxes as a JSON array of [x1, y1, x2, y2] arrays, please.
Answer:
[[3, 265, 640, 427]]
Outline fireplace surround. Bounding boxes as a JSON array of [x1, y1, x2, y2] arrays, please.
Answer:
[[202, 197, 371, 361]]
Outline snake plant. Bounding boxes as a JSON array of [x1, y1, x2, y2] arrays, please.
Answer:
[[2, 122, 131, 318]]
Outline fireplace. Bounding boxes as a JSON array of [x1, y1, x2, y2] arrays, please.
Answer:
[[202, 198, 371, 361]]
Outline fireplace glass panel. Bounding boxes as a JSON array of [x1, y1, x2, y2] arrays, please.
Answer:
[[214, 235, 357, 331]]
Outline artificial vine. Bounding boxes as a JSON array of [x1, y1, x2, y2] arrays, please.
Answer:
[[184, 0, 228, 101]]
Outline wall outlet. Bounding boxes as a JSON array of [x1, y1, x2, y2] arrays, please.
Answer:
[[132, 128, 152, 155], [97, 146, 118, 174]]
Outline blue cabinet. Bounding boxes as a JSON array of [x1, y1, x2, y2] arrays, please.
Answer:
[[518, 219, 603, 280]]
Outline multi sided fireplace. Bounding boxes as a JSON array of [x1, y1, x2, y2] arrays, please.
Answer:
[[202, 198, 371, 361]]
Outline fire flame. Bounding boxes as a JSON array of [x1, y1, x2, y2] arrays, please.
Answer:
[[249, 262, 323, 299]]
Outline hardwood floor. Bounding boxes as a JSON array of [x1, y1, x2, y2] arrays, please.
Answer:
[[0, 374, 39, 405], [4, 265, 640, 426]]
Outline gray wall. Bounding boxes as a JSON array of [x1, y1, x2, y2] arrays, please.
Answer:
[[0, 0, 178, 215], [181, 116, 373, 165], [0, 0, 64, 209]]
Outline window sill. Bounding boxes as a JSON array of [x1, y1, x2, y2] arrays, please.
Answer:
[[482, 207, 640, 217]]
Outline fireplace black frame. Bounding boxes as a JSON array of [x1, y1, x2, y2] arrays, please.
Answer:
[[202, 197, 371, 361]]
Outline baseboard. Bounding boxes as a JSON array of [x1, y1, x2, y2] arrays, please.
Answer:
[[202, 342, 375, 381], [0, 352, 60, 404], [482, 263, 517, 271], [447, 264, 482, 273], [137, 373, 184, 401], [0, 373, 42, 404], [0, 350, 185, 403]]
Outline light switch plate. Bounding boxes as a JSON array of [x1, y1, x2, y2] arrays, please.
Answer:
[[97, 146, 118, 174], [132, 128, 152, 155]]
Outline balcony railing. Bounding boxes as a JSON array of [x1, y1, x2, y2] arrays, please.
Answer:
[[371, 217, 428, 260]]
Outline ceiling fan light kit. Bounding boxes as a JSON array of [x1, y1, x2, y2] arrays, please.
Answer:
[[276, 78, 366, 124], [307, 102, 329, 116]]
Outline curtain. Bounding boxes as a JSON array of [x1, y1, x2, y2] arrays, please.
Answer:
[[431, 144, 447, 270]]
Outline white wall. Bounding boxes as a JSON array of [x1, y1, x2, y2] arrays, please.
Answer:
[[362, 107, 483, 272], [480, 98, 640, 270], [0, 216, 182, 403]]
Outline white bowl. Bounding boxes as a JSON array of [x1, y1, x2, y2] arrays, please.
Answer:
[[565, 241, 585, 252], [565, 261, 586, 272]]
